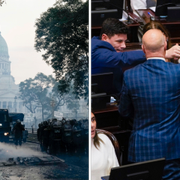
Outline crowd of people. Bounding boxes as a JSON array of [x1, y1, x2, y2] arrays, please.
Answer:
[[91, 7, 180, 180]]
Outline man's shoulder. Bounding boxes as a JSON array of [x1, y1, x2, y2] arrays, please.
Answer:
[[167, 61, 180, 68], [149, 59, 180, 71], [92, 36, 101, 44], [124, 63, 143, 75], [124, 60, 180, 78], [92, 36, 100, 41], [92, 36, 114, 50]]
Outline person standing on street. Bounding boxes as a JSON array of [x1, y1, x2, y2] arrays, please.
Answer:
[[13, 120, 25, 146]]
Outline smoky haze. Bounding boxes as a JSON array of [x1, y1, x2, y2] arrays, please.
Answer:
[[0, 142, 44, 160]]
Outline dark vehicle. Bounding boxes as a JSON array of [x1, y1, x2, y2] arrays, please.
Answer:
[[0, 109, 12, 142]]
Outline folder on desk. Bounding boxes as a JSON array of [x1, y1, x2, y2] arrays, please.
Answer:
[[101, 175, 109, 180]]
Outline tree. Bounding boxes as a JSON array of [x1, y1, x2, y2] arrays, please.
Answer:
[[19, 73, 65, 127], [0, 0, 5, 6], [65, 92, 80, 119], [34, 0, 88, 99]]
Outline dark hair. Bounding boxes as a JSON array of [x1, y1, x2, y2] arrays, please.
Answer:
[[100, 18, 129, 39], [143, 21, 171, 49], [91, 111, 104, 149]]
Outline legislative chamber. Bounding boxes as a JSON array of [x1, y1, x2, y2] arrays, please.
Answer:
[[91, 0, 180, 168]]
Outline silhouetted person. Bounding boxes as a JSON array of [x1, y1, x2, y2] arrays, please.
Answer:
[[31, 124, 34, 134], [13, 120, 25, 146]]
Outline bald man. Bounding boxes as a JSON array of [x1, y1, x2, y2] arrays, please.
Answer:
[[119, 29, 180, 180], [92, 18, 180, 95]]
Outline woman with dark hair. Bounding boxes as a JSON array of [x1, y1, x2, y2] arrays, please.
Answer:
[[91, 112, 119, 180]]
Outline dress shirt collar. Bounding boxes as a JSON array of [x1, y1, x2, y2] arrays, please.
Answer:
[[147, 57, 166, 61]]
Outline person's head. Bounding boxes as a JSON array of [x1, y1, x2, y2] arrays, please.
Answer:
[[143, 21, 171, 49], [142, 29, 167, 58], [100, 18, 129, 52], [16, 119, 21, 124], [91, 112, 96, 139], [91, 111, 104, 149]]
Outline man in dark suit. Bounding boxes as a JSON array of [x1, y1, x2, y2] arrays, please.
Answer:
[[92, 18, 146, 94], [119, 29, 180, 179], [92, 18, 180, 95]]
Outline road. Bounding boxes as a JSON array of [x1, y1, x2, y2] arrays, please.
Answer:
[[0, 131, 88, 180]]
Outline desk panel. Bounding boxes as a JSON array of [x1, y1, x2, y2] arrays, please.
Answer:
[[94, 106, 132, 165], [94, 106, 120, 128]]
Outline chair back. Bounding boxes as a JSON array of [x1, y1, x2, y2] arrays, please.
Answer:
[[96, 129, 121, 165]]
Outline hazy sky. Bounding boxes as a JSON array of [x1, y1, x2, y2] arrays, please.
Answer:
[[0, 0, 57, 84]]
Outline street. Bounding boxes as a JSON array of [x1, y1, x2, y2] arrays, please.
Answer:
[[0, 131, 88, 180]]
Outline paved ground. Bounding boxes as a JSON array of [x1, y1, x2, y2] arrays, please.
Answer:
[[0, 138, 88, 180], [0, 158, 88, 180]]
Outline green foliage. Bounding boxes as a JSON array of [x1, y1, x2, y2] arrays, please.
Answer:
[[19, 73, 65, 121], [65, 88, 80, 111], [0, 0, 5, 6], [34, 0, 88, 99]]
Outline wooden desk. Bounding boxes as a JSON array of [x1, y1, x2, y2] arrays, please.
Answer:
[[94, 105, 131, 165], [94, 104, 118, 114], [91, 9, 180, 44], [161, 22, 180, 43], [94, 105, 120, 129], [94, 103, 132, 130]]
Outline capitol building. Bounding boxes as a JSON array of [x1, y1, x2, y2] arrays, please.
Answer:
[[0, 32, 88, 127], [0, 32, 23, 113]]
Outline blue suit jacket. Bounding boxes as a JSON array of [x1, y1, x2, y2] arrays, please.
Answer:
[[119, 59, 180, 162], [91, 36, 146, 93]]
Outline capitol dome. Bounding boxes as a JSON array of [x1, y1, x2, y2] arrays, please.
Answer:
[[0, 75, 18, 90], [0, 32, 9, 58], [0, 31, 23, 115]]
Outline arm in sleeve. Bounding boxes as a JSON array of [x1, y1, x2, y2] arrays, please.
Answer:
[[118, 79, 134, 118], [92, 46, 146, 69]]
